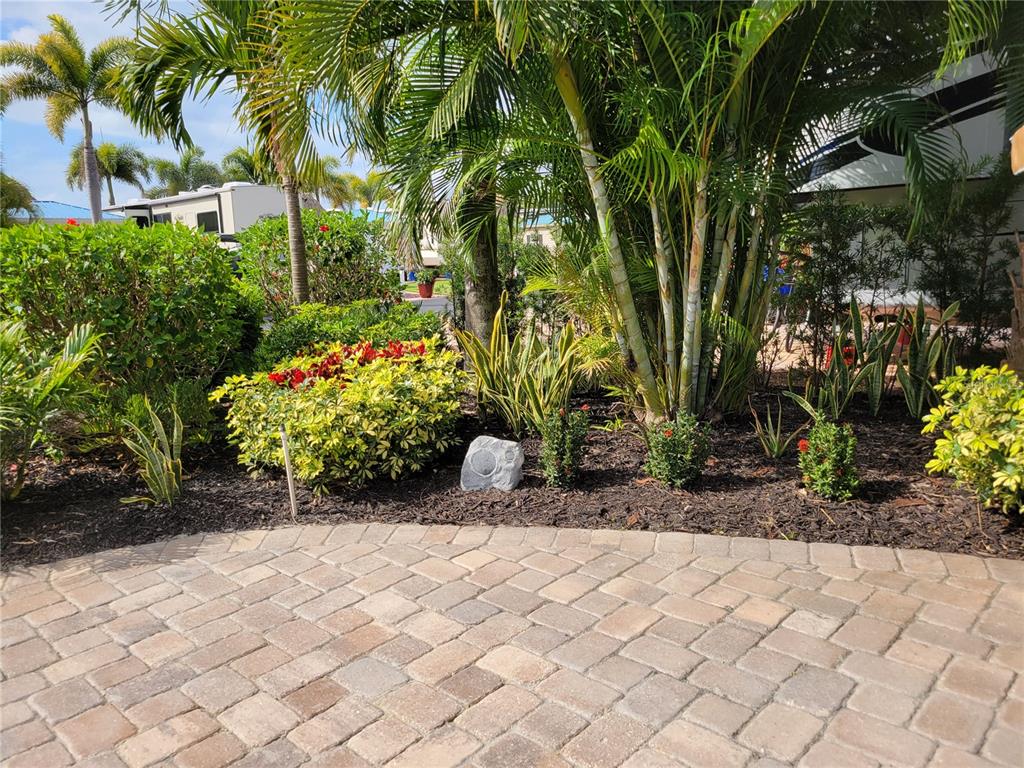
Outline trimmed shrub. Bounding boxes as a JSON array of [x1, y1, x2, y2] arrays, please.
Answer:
[[539, 405, 590, 487], [0, 222, 244, 393], [252, 300, 441, 369], [212, 338, 464, 488], [644, 414, 711, 488], [237, 209, 400, 319], [924, 365, 1023, 514], [798, 420, 859, 500]]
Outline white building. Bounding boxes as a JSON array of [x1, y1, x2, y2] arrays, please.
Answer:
[[104, 182, 299, 240]]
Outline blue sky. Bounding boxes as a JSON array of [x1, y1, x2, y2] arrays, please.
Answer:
[[0, 0, 367, 207]]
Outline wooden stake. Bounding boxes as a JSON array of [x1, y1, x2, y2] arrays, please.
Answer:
[[279, 425, 298, 521]]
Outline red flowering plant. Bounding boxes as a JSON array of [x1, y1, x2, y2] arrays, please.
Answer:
[[266, 339, 428, 390], [797, 419, 858, 500]]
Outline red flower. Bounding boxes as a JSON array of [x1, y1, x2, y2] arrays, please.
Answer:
[[798, 438, 810, 453], [559, 408, 566, 417], [580, 404, 590, 412], [664, 428, 673, 438], [66, 218, 78, 226], [319, 224, 330, 232]]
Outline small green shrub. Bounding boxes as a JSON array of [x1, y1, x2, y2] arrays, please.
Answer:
[[212, 338, 464, 488], [0, 222, 244, 393], [539, 405, 590, 487], [923, 365, 1023, 514], [252, 300, 440, 369], [798, 420, 859, 500], [121, 399, 183, 507], [0, 320, 102, 500], [237, 209, 400, 319], [644, 414, 711, 488]]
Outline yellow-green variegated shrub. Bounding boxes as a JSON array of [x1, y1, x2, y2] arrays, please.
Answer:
[[923, 366, 1024, 514], [211, 339, 464, 489]]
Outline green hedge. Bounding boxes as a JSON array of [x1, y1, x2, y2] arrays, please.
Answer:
[[252, 300, 441, 369], [237, 209, 400, 319], [0, 222, 245, 393]]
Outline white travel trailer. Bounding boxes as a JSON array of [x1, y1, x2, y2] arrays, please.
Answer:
[[104, 182, 299, 241]]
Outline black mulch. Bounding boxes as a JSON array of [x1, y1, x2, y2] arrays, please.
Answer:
[[3, 394, 1021, 569]]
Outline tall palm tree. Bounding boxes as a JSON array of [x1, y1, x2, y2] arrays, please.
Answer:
[[66, 141, 151, 204], [1, 173, 36, 227], [0, 15, 131, 223], [147, 147, 223, 198], [120, 1, 320, 304], [221, 146, 275, 185]]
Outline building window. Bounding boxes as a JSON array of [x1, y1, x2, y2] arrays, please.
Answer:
[[152, 212, 171, 224], [526, 232, 543, 245], [195, 210, 220, 233]]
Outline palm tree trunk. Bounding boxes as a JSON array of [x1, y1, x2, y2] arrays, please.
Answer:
[[81, 104, 103, 224], [105, 175, 116, 207], [281, 174, 310, 304], [461, 178, 501, 342], [711, 204, 740, 317], [552, 52, 665, 419]]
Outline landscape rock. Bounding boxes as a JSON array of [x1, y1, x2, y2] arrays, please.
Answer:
[[460, 436, 524, 492]]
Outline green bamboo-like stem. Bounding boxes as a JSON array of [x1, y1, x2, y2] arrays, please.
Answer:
[[679, 172, 709, 411], [551, 52, 665, 418], [712, 204, 740, 317], [650, 194, 677, 413], [733, 200, 764, 324]]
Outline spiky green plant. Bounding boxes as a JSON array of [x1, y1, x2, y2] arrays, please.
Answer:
[[120, 398, 183, 506]]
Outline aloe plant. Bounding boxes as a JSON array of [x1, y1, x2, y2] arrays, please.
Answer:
[[751, 397, 807, 458], [121, 399, 183, 506]]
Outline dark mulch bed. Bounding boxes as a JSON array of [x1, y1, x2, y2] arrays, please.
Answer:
[[3, 394, 1021, 569]]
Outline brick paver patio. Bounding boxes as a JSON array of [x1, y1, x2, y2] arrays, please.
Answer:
[[1, 524, 1021, 767]]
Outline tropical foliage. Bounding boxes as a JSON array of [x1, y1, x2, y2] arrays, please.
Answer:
[[539, 406, 590, 487], [212, 339, 464, 488], [147, 146, 223, 197], [644, 414, 711, 489], [924, 365, 1024, 514], [0, 321, 101, 500], [0, 14, 131, 222], [121, 398, 183, 506]]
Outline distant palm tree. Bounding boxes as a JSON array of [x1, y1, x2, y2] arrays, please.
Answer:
[[358, 170, 395, 212], [1, 172, 36, 227], [320, 159, 361, 210], [147, 147, 223, 198], [221, 146, 275, 185], [0, 15, 131, 223], [67, 141, 151, 205]]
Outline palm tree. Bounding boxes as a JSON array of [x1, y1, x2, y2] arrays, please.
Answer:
[[280, 0, 1014, 420], [67, 141, 151, 204], [147, 147, 223, 198], [0, 15, 131, 223], [120, 1, 320, 304], [1, 173, 36, 227], [221, 146, 275, 185]]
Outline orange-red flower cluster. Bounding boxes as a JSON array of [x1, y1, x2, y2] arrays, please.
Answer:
[[798, 438, 810, 453], [267, 340, 428, 389]]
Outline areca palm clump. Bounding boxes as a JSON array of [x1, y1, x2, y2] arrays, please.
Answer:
[[119, 0, 322, 303], [278, 0, 1018, 421], [67, 141, 151, 204], [221, 146, 274, 185], [0, 15, 132, 223], [147, 147, 223, 197]]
